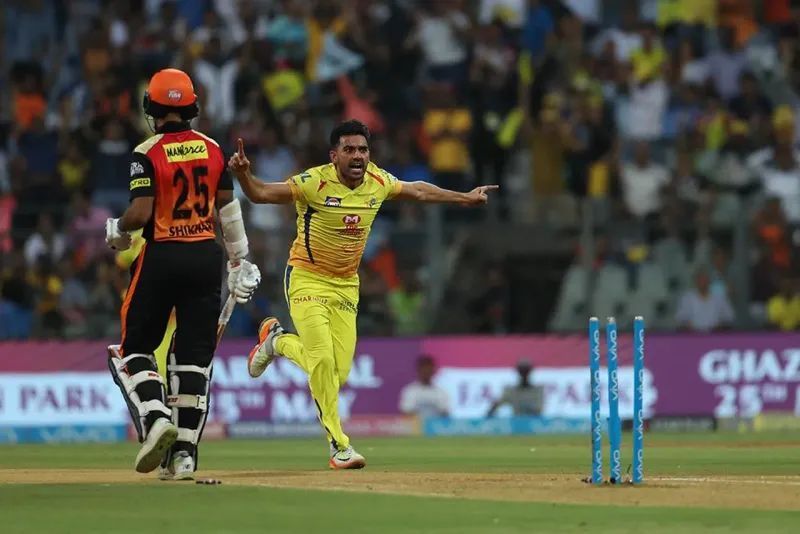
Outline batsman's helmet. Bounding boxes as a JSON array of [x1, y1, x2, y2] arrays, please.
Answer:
[[143, 68, 199, 120]]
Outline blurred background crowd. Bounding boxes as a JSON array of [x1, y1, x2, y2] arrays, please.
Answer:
[[1, 0, 799, 340]]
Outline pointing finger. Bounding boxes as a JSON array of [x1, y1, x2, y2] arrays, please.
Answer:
[[237, 138, 245, 157]]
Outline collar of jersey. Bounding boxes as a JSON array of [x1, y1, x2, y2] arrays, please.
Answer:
[[328, 163, 375, 191], [156, 121, 192, 134]]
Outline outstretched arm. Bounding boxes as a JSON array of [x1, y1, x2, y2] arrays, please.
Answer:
[[228, 138, 295, 204], [394, 181, 499, 206]]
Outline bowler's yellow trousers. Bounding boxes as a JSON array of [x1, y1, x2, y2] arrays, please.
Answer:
[[277, 266, 358, 450]]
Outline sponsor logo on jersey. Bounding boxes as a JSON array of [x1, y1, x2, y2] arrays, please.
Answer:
[[291, 295, 328, 305], [163, 140, 208, 162], [130, 177, 151, 190], [324, 196, 342, 207], [130, 161, 145, 176], [339, 214, 365, 237], [337, 299, 358, 314]]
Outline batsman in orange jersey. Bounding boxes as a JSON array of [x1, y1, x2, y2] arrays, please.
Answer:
[[229, 119, 497, 469], [105, 68, 261, 479]]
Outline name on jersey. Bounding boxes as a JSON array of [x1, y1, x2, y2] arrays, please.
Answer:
[[169, 220, 215, 237], [130, 177, 151, 190], [163, 140, 208, 162]]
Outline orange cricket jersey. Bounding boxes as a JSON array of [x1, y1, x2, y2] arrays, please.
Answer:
[[128, 123, 230, 242]]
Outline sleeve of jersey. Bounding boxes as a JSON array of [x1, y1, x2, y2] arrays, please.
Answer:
[[128, 153, 156, 200], [218, 149, 233, 191], [286, 170, 315, 203], [381, 167, 403, 200]]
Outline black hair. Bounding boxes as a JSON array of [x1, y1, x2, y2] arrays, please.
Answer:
[[329, 119, 370, 148], [142, 96, 199, 121], [416, 355, 435, 368]]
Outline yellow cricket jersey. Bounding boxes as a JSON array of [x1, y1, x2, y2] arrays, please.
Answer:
[[285, 162, 402, 278]]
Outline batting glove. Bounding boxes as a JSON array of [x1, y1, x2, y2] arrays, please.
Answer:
[[105, 218, 131, 251], [227, 259, 261, 303]]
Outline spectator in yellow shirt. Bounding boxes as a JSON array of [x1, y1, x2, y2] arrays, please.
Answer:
[[422, 82, 473, 193], [631, 24, 666, 84], [767, 276, 800, 331]]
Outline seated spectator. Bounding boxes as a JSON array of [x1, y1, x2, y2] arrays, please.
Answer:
[[17, 116, 60, 191], [0, 251, 35, 340], [86, 261, 120, 338], [626, 73, 668, 141], [13, 70, 47, 131], [24, 213, 66, 268], [709, 245, 735, 300], [68, 190, 112, 268], [58, 139, 91, 195], [705, 26, 747, 101], [90, 119, 134, 212], [728, 72, 772, 126], [59, 260, 89, 339], [422, 82, 473, 193], [630, 24, 666, 86], [620, 141, 670, 220], [701, 120, 757, 195], [675, 269, 735, 332], [752, 196, 793, 272], [30, 257, 64, 338], [470, 263, 510, 334], [265, 0, 308, 63], [408, 1, 471, 84], [487, 359, 545, 416], [766, 275, 800, 331], [399, 355, 450, 418], [193, 35, 239, 128], [358, 266, 392, 336], [388, 269, 425, 335], [747, 107, 800, 223]]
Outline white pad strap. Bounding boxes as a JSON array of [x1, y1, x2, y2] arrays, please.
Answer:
[[127, 371, 164, 393], [177, 427, 199, 444], [141, 399, 171, 418], [108, 350, 167, 441], [168, 364, 212, 378], [121, 353, 156, 366], [168, 394, 208, 411], [219, 198, 249, 260]]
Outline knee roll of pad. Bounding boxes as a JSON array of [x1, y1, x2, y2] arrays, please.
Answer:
[[167, 353, 212, 452], [107, 345, 170, 442]]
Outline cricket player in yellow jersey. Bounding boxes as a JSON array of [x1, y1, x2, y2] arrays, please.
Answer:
[[228, 120, 497, 469]]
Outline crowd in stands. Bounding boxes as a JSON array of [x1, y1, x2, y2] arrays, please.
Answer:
[[1, 0, 799, 340]]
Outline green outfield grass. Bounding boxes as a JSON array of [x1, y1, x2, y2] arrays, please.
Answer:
[[1, 432, 799, 533]]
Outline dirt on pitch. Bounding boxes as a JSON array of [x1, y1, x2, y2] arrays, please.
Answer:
[[2, 468, 799, 511]]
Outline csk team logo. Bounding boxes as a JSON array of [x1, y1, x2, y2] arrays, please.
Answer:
[[324, 196, 342, 207]]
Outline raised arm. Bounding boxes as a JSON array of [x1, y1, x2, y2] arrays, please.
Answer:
[[228, 138, 295, 204], [394, 180, 498, 206]]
